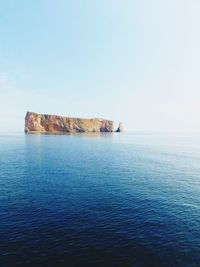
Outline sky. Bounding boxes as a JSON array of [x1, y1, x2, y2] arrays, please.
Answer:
[[0, 0, 200, 132]]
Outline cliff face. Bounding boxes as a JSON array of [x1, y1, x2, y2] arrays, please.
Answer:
[[25, 112, 115, 133]]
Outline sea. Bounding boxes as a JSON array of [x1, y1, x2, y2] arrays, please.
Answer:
[[0, 132, 200, 267]]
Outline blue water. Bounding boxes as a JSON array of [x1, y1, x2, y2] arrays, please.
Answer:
[[0, 133, 200, 267]]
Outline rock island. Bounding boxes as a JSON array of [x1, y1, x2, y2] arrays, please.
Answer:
[[25, 112, 123, 134]]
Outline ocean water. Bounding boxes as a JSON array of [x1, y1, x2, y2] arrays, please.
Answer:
[[0, 133, 200, 267]]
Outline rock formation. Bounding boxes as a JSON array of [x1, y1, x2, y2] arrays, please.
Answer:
[[115, 122, 125, 132], [25, 112, 115, 133]]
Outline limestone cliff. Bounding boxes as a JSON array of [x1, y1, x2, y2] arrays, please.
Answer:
[[25, 112, 115, 133]]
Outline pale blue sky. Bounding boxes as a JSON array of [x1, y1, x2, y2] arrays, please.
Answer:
[[0, 0, 200, 132]]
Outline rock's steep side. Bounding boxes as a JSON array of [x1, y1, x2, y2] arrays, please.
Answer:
[[25, 112, 115, 133]]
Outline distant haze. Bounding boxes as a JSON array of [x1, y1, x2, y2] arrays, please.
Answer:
[[0, 0, 200, 132]]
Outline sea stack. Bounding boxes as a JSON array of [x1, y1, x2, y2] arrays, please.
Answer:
[[115, 122, 125, 132], [25, 112, 116, 134]]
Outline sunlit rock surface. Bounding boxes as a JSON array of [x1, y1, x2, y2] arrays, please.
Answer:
[[25, 112, 115, 133]]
